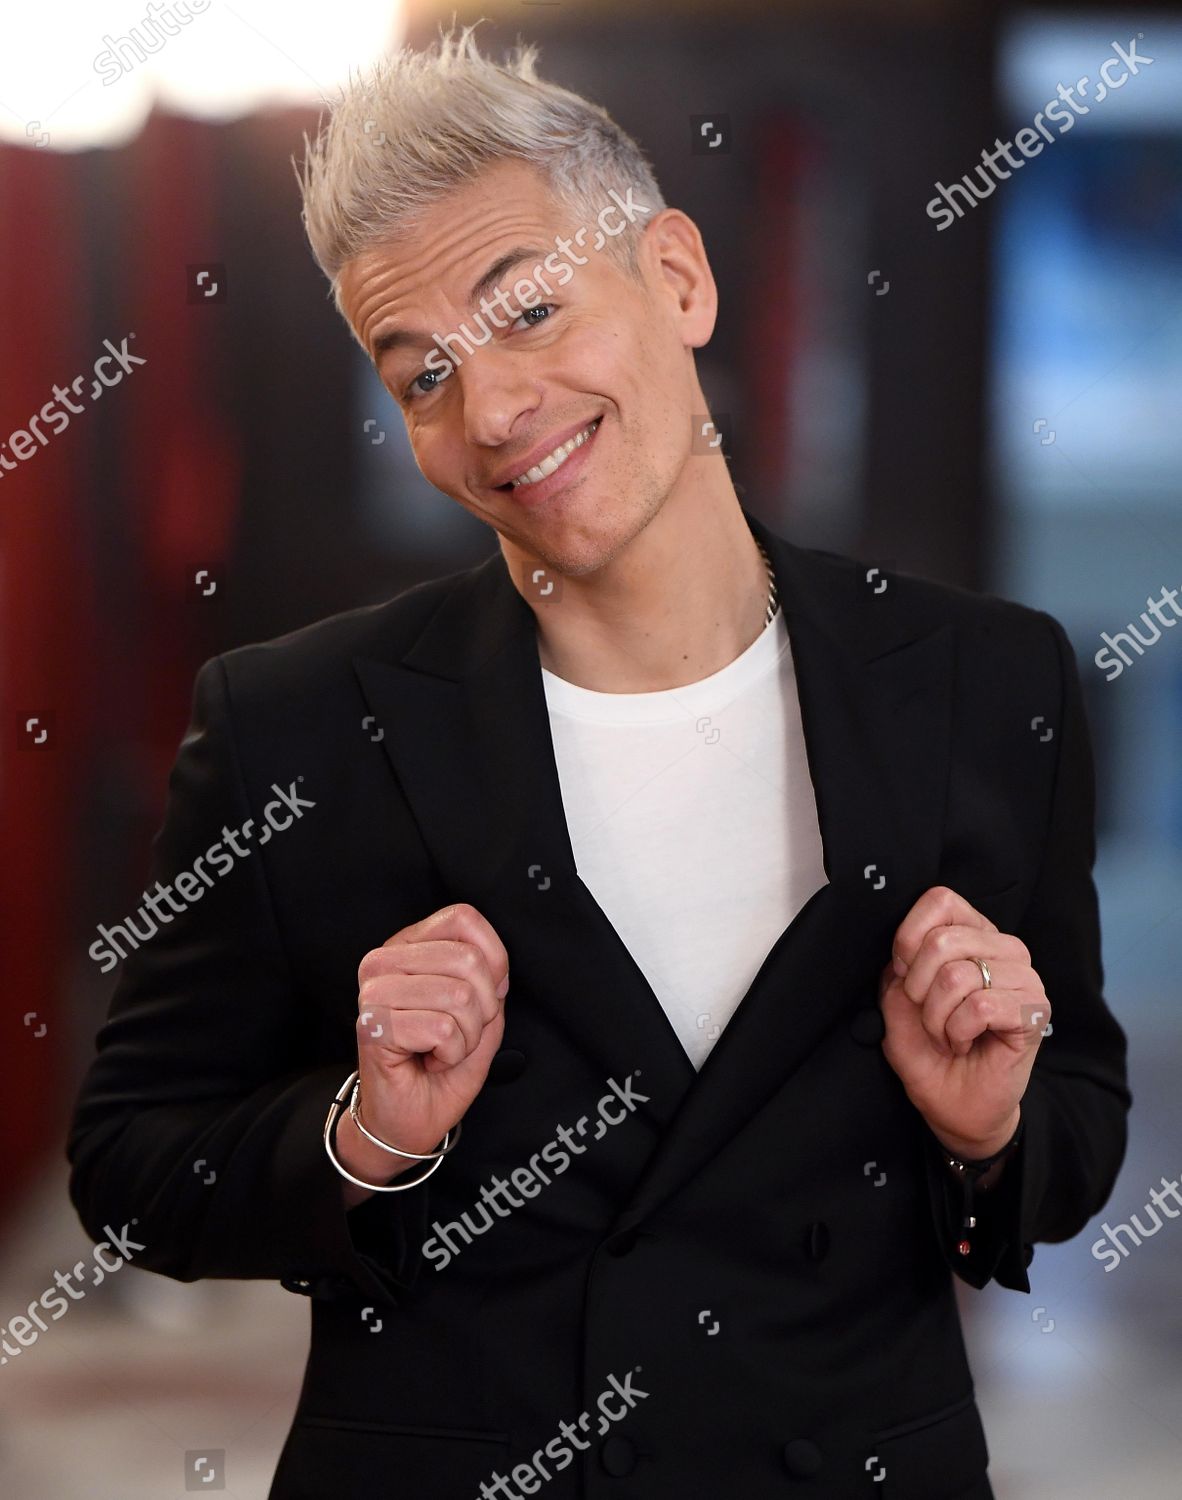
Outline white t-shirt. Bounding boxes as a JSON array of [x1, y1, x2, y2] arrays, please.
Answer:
[[540, 611, 828, 1070]]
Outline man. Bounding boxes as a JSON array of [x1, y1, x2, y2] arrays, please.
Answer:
[[68, 24, 1130, 1500]]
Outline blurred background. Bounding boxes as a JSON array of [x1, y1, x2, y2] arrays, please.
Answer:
[[1, 0, 1180, 1494]]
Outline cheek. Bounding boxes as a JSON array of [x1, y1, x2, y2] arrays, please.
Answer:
[[405, 424, 448, 486], [410, 426, 488, 509], [618, 321, 692, 423], [551, 319, 624, 385], [557, 327, 660, 439]]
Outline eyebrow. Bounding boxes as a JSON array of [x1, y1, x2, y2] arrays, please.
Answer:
[[370, 245, 546, 364]]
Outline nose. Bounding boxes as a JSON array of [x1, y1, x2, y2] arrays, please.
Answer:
[[457, 346, 542, 452]]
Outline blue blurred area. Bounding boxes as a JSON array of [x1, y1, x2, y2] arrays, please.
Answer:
[[989, 13, 1182, 949], [968, 17, 1182, 1500]]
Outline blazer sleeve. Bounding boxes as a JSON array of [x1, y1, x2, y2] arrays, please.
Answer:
[[66, 655, 428, 1310], [923, 610, 1133, 1293]]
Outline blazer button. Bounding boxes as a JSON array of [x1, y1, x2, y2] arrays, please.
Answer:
[[605, 1228, 640, 1257], [803, 1221, 830, 1262], [782, 1438, 823, 1478], [849, 1009, 885, 1046], [487, 1048, 526, 1085], [600, 1434, 637, 1476]]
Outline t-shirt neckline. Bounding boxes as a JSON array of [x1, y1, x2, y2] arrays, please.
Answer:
[[540, 610, 791, 725]]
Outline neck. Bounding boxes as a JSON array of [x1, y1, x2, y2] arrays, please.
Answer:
[[514, 491, 772, 693]]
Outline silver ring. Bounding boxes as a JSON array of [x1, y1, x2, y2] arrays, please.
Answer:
[[969, 956, 992, 990]]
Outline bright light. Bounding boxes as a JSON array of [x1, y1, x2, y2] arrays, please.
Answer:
[[1000, 13, 1182, 129], [0, 0, 405, 151]]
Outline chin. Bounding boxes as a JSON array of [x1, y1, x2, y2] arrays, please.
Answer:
[[498, 483, 657, 579], [542, 513, 640, 579]]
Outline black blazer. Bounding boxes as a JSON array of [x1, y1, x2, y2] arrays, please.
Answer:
[[67, 507, 1131, 1500]]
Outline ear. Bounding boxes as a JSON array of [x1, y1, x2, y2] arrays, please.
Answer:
[[639, 209, 718, 350]]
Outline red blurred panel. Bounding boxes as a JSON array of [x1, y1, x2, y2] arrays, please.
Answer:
[[0, 142, 94, 1223]]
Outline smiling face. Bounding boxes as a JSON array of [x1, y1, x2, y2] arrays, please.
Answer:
[[338, 157, 717, 580]]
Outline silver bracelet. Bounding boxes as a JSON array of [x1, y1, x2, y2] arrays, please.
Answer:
[[322, 1071, 454, 1193], [349, 1074, 462, 1160]]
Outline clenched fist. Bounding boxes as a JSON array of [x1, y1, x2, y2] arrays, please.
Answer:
[[335, 903, 510, 1205], [878, 885, 1047, 1161]]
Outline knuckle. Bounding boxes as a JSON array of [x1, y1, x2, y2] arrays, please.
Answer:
[[930, 964, 959, 999], [452, 941, 481, 975], [357, 975, 383, 1007], [450, 977, 478, 1013]]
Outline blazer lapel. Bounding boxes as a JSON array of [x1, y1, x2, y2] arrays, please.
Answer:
[[353, 549, 698, 1114], [614, 509, 955, 1225], [354, 507, 954, 1221]]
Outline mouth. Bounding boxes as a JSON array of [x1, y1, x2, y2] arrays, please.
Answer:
[[493, 416, 602, 495]]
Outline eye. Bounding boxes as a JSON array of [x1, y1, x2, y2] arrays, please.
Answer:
[[516, 303, 555, 328], [406, 366, 450, 401], [403, 305, 558, 402]]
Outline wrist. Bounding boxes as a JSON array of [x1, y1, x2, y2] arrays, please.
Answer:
[[324, 1069, 454, 1203], [964, 1153, 1009, 1194], [932, 1106, 1022, 1164], [335, 1109, 414, 1195]]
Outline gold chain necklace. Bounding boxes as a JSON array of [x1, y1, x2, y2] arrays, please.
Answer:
[[755, 539, 780, 627]]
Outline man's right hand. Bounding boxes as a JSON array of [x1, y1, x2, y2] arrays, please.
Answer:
[[335, 903, 510, 1205]]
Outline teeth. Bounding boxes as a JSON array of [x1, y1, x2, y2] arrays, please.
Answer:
[[511, 419, 599, 488]]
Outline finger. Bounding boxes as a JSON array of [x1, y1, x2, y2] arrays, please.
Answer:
[[914, 959, 1041, 1055], [356, 1004, 470, 1069], [357, 973, 486, 1056], [384, 903, 510, 995], [901, 925, 1029, 1006], [943, 985, 1047, 1057], [358, 938, 502, 1024], [893, 885, 998, 972], [880, 969, 946, 1061]]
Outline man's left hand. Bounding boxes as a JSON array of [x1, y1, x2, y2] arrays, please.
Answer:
[[879, 885, 1050, 1159]]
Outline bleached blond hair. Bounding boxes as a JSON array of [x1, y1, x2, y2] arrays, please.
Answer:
[[296, 19, 668, 334]]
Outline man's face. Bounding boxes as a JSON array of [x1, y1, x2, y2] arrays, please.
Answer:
[[338, 158, 713, 578]]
